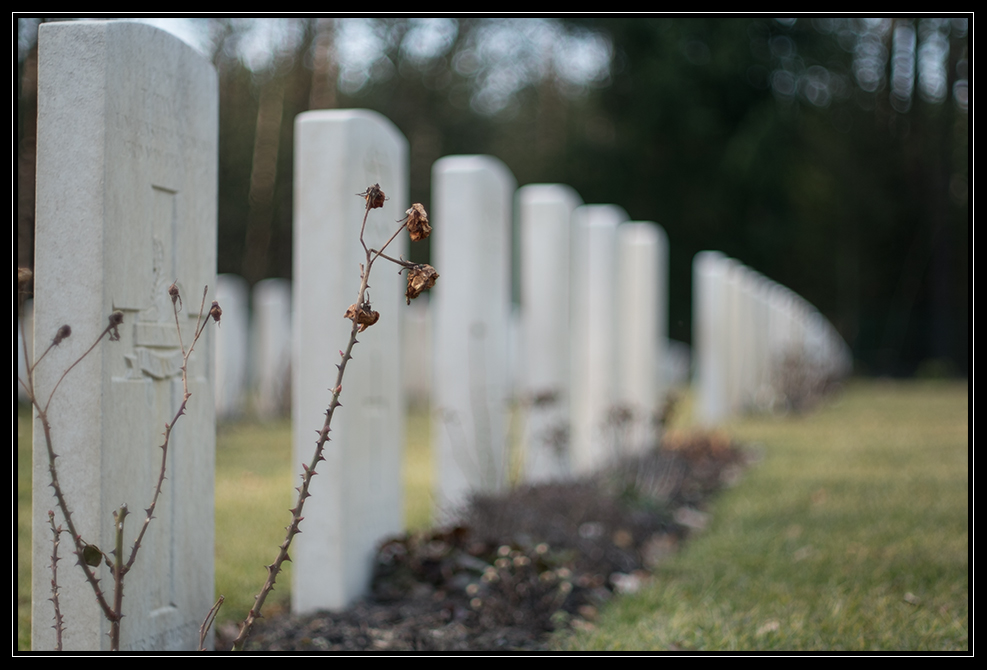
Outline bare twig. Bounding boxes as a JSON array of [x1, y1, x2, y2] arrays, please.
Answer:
[[28, 276, 218, 651], [199, 596, 225, 651]]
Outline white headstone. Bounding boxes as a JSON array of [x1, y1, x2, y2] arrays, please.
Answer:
[[614, 221, 668, 454], [517, 184, 582, 482], [32, 20, 217, 651], [402, 298, 432, 409], [693, 251, 729, 425], [432, 155, 516, 517], [251, 278, 292, 420], [694, 252, 850, 421], [215, 274, 249, 419], [292, 109, 407, 612], [569, 204, 628, 474]]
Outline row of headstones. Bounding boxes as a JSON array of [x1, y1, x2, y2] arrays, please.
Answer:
[[287, 118, 681, 614], [692, 251, 853, 425], [209, 275, 290, 420], [29, 21, 848, 651]]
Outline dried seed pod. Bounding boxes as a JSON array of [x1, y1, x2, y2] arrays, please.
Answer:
[[168, 280, 182, 311], [404, 203, 431, 241], [52, 324, 72, 346], [405, 264, 439, 304], [344, 302, 380, 332], [358, 183, 386, 209], [108, 311, 124, 341]]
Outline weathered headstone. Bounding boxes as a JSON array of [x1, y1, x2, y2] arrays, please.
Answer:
[[251, 277, 291, 419], [569, 204, 628, 474], [693, 251, 729, 426], [517, 184, 582, 482], [614, 221, 668, 454], [292, 109, 407, 612], [432, 155, 516, 517], [32, 20, 217, 651], [402, 298, 432, 410], [215, 273, 249, 419]]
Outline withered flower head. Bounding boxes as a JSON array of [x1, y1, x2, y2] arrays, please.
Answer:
[[168, 281, 182, 311], [108, 311, 124, 341], [344, 301, 380, 332], [405, 264, 439, 304], [358, 184, 386, 210], [53, 324, 72, 346], [404, 203, 431, 241]]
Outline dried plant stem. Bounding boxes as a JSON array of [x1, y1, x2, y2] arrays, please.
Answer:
[[46, 511, 65, 651], [124, 287, 211, 573], [232, 200, 399, 651], [370, 249, 415, 269], [199, 596, 225, 651], [107, 287, 212, 651], [26, 283, 215, 652], [34, 325, 122, 626]]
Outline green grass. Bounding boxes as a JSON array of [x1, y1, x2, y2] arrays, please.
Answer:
[[193, 407, 437, 636], [551, 379, 969, 651], [18, 380, 969, 651], [16, 406, 33, 652]]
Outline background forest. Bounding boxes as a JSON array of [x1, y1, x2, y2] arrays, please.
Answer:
[[16, 16, 970, 377]]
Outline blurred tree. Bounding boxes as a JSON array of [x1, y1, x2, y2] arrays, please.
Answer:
[[554, 17, 968, 375], [15, 16, 968, 376]]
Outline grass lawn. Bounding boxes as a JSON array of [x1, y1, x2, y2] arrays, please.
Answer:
[[551, 379, 969, 651], [213, 407, 433, 632], [17, 379, 968, 651]]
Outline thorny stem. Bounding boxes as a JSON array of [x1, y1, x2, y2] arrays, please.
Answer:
[[34, 324, 122, 626], [125, 287, 211, 574], [110, 505, 128, 651], [232, 196, 396, 651], [47, 511, 65, 651], [29, 284, 215, 651]]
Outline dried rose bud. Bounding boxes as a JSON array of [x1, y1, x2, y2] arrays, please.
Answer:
[[108, 311, 124, 341], [359, 184, 386, 210], [168, 281, 182, 311], [344, 302, 380, 332], [52, 324, 72, 346], [404, 203, 431, 241], [405, 264, 439, 304], [209, 301, 223, 326]]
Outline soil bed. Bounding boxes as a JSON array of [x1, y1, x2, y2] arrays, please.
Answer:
[[222, 430, 751, 652]]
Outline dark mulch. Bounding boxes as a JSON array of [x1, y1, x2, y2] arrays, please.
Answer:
[[221, 429, 752, 652]]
